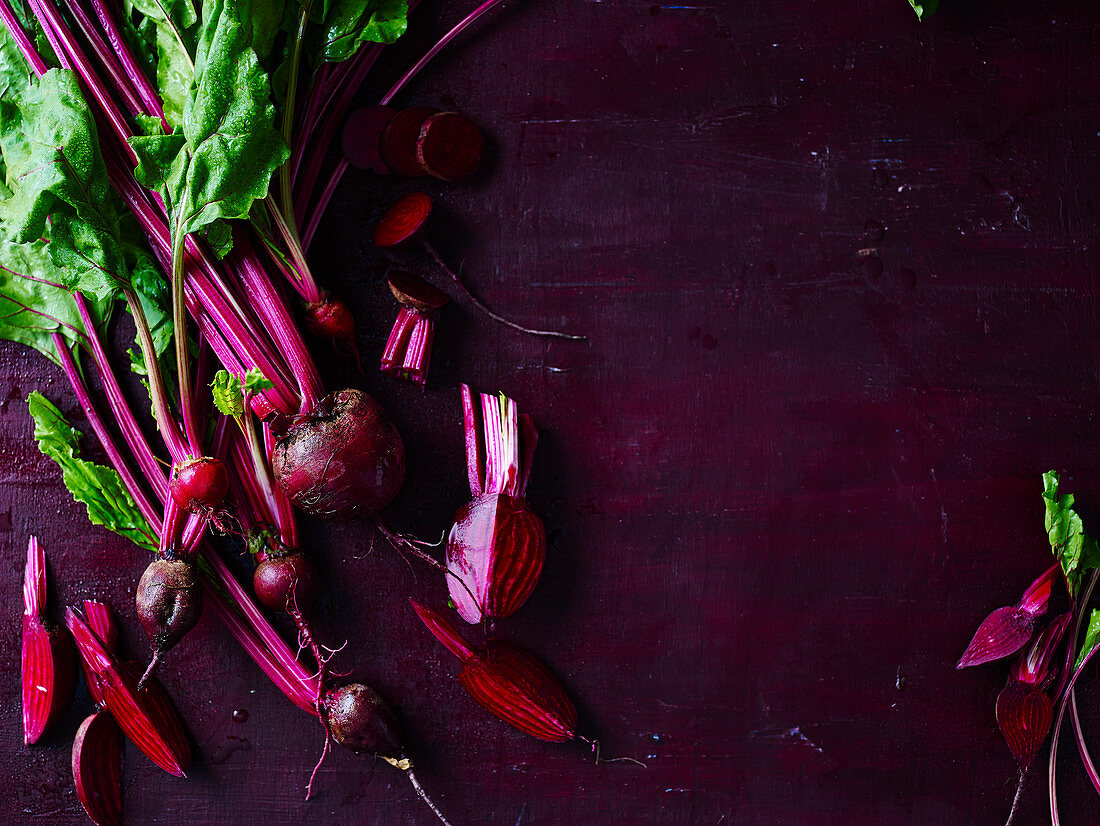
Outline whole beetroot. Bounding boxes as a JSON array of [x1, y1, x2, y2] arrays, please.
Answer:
[[135, 556, 202, 686], [271, 389, 405, 520]]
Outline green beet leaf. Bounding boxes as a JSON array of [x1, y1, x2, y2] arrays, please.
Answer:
[[1042, 470, 1100, 597], [1075, 608, 1100, 671], [126, 0, 198, 129], [320, 0, 407, 62], [130, 0, 289, 264], [0, 69, 128, 300], [28, 392, 158, 553], [0, 235, 110, 364], [907, 0, 937, 20]]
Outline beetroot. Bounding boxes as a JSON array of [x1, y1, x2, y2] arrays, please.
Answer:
[[135, 557, 202, 685], [379, 106, 438, 177], [169, 457, 228, 513], [271, 389, 405, 520], [323, 683, 404, 762], [254, 551, 320, 613], [416, 111, 484, 181], [446, 386, 546, 623], [304, 293, 355, 341]]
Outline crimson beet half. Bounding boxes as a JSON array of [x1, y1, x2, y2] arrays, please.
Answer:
[[271, 389, 405, 520], [446, 385, 546, 623]]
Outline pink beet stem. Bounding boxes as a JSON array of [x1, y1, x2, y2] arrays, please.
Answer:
[[1070, 690, 1100, 794], [409, 599, 475, 662], [461, 384, 485, 495], [23, 537, 45, 619], [1020, 562, 1059, 615]]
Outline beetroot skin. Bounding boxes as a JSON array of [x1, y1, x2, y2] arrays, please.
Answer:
[[253, 552, 320, 612], [135, 558, 203, 656], [170, 457, 228, 513], [271, 389, 405, 520], [323, 683, 404, 762]]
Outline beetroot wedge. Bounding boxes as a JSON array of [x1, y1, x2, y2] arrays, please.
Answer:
[[22, 537, 76, 745], [446, 386, 546, 623], [72, 711, 124, 826], [66, 607, 190, 777], [411, 600, 577, 742]]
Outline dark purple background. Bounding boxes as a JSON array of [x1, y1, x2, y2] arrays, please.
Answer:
[[3, 0, 1100, 823]]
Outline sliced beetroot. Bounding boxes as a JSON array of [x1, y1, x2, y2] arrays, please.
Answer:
[[996, 679, 1053, 769], [447, 494, 546, 624], [80, 600, 120, 708], [416, 111, 485, 181], [411, 601, 578, 743], [381, 306, 437, 387], [956, 605, 1036, 669], [66, 608, 191, 777], [374, 192, 432, 248], [446, 387, 546, 623], [342, 105, 396, 173], [380, 106, 439, 177], [22, 537, 76, 745], [388, 271, 449, 312], [271, 388, 405, 520], [72, 711, 123, 826]]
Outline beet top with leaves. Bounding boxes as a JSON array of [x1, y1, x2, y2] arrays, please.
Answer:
[[957, 471, 1100, 825]]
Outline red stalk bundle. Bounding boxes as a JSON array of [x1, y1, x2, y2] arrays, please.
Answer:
[[21, 537, 76, 745], [411, 600, 578, 741], [381, 271, 448, 386], [446, 385, 546, 624]]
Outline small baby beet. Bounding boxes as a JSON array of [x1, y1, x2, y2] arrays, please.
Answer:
[[416, 111, 485, 181], [271, 389, 405, 520], [169, 457, 228, 513], [253, 551, 320, 613], [305, 293, 356, 341], [379, 106, 438, 177], [323, 683, 404, 763], [135, 557, 202, 685]]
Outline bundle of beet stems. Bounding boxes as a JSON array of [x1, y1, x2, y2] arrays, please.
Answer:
[[1, 0, 597, 823]]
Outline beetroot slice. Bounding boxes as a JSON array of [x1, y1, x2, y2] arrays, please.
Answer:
[[416, 112, 484, 181], [388, 271, 449, 312], [342, 106, 396, 173], [380, 106, 439, 177], [374, 192, 433, 248]]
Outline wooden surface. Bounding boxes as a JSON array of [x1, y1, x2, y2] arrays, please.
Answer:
[[3, 0, 1100, 823]]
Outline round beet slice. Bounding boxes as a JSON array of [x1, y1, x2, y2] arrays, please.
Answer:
[[374, 192, 433, 248], [342, 106, 396, 173], [416, 112, 485, 181], [380, 106, 438, 177]]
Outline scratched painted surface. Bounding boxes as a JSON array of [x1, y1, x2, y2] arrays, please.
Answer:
[[1, 1, 1099, 824]]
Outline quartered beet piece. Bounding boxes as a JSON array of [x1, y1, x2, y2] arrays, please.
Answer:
[[22, 537, 76, 745], [411, 600, 578, 742], [72, 711, 124, 826]]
